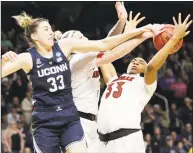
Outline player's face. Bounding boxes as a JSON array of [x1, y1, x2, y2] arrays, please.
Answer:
[[127, 58, 147, 74], [72, 31, 88, 40], [33, 21, 54, 48]]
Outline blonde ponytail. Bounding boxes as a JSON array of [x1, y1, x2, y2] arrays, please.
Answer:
[[12, 12, 33, 29], [12, 12, 48, 47]]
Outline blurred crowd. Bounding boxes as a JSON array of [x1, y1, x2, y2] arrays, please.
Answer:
[[1, 24, 193, 153]]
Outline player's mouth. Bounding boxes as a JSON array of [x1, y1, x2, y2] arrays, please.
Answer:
[[131, 66, 138, 70], [48, 37, 54, 40]]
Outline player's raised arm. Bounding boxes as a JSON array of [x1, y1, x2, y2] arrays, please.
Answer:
[[107, 2, 128, 37], [58, 27, 147, 58], [1, 51, 32, 78], [145, 13, 192, 85]]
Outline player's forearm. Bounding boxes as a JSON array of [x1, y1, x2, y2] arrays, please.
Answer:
[[110, 35, 147, 60], [147, 37, 180, 71], [103, 28, 145, 51], [2, 61, 24, 78], [107, 20, 127, 37]]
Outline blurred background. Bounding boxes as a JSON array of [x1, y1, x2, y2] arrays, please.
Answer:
[[1, 1, 193, 153]]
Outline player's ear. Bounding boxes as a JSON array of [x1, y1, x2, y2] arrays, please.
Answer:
[[31, 33, 38, 41]]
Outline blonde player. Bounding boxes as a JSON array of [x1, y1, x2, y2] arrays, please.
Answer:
[[54, 2, 164, 151], [96, 13, 192, 153]]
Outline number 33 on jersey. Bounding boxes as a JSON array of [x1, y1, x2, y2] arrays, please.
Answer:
[[105, 75, 134, 99]]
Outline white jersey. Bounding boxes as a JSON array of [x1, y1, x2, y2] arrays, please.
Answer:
[[97, 73, 157, 133], [70, 52, 101, 115]]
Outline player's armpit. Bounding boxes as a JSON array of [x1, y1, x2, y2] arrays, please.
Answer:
[[2, 53, 32, 78], [100, 63, 118, 85]]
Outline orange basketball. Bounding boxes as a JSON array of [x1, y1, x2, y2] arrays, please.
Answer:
[[153, 24, 183, 54]]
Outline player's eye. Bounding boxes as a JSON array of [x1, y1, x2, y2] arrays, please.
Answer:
[[139, 62, 144, 65]]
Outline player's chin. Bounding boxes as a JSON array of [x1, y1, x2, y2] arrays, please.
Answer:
[[47, 40, 54, 46], [128, 69, 139, 74]]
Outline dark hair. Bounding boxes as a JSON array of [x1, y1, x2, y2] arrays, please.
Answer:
[[12, 12, 48, 47]]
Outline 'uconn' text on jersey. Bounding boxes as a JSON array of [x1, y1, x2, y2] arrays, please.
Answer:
[[37, 63, 68, 77]]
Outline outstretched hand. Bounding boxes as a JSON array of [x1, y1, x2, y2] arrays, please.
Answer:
[[124, 11, 146, 31], [172, 13, 192, 39]]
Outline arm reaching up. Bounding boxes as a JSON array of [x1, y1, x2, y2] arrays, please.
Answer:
[[145, 13, 192, 85], [107, 2, 128, 37]]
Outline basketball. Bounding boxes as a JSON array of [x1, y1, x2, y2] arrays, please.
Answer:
[[153, 24, 183, 54]]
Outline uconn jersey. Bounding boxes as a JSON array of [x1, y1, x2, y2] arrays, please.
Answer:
[[28, 43, 85, 153], [27, 42, 73, 108]]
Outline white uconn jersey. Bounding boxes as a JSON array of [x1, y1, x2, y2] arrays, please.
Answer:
[[70, 52, 101, 115], [97, 73, 157, 133]]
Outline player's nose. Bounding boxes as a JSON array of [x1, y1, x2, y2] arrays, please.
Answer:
[[50, 31, 54, 36], [133, 62, 139, 65]]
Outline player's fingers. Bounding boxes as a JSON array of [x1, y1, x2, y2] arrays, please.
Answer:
[[136, 17, 146, 25], [178, 13, 182, 24], [6, 54, 14, 62], [13, 53, 18, 60], [10, 52, 17, 59], [183, 14, 191, 25], [185, 20, 193, 29], [129, 11, 133, 21], [173, 17, 177, 25], [185, 31, 190, 36], [8, 52, 17, 61], [116, 1, 121, 5], [2, 55, 8, 62], [115, 2, 121, 9], [134, 12, 141, 21], [155, 29, 165, 36]]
